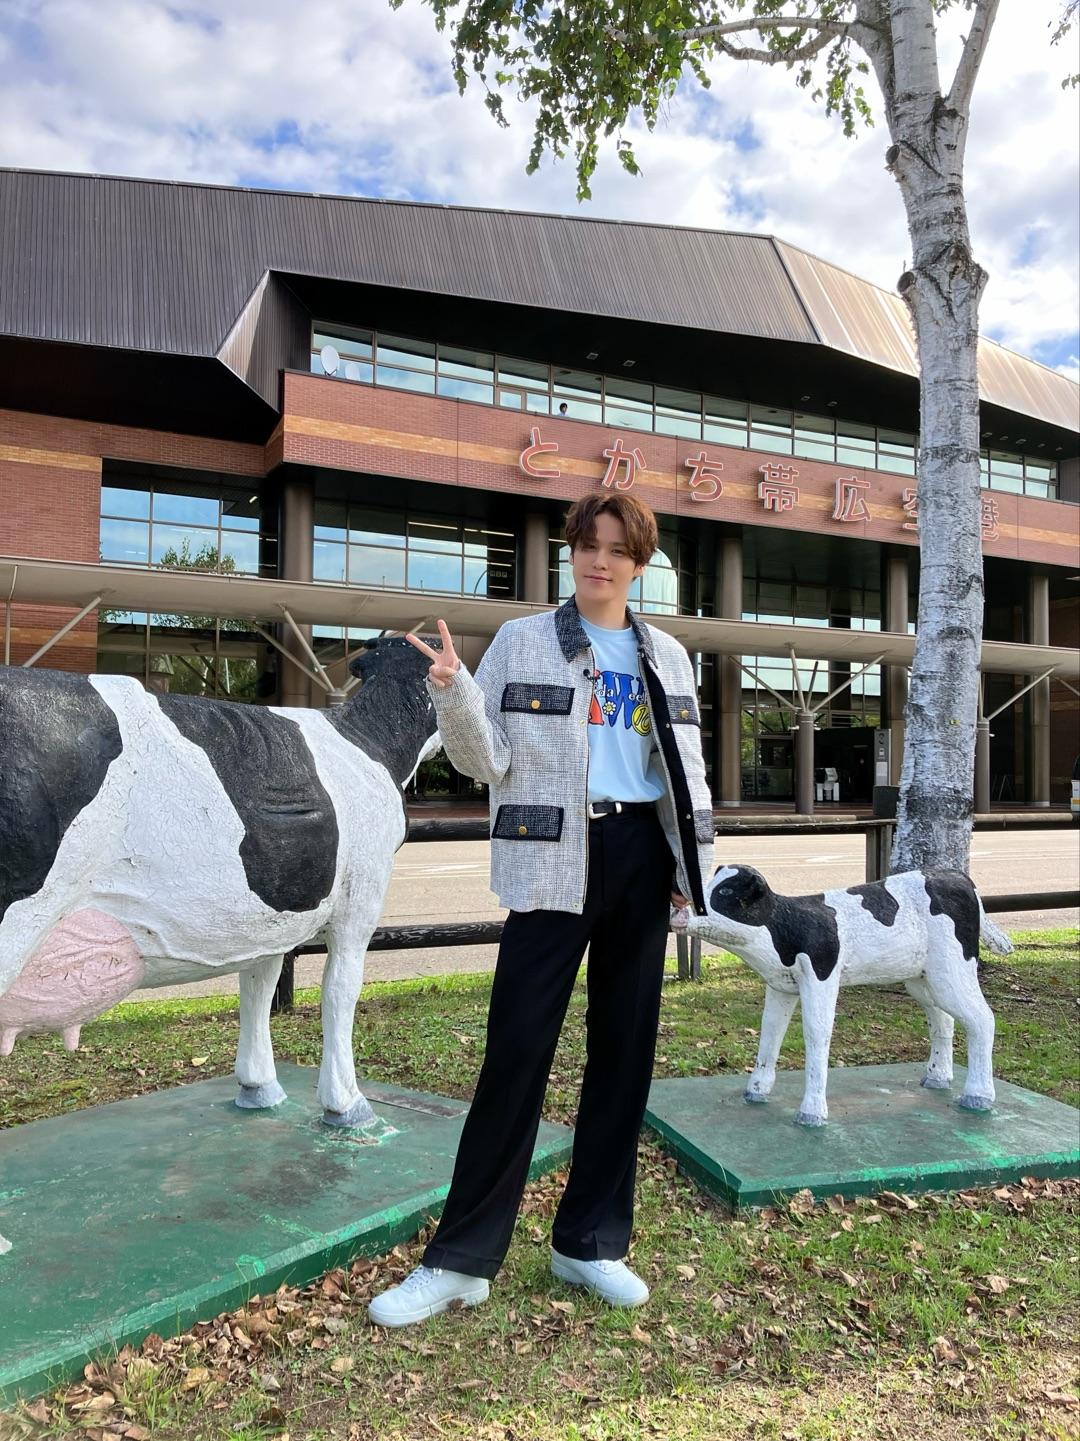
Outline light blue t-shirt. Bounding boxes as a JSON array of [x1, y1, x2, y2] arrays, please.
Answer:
[[580, 616, 666, 804]]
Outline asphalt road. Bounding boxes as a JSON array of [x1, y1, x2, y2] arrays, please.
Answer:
[[137, 826, 1079, 999]]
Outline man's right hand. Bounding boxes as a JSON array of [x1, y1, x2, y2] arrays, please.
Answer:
[[406, 619, 461, 690]]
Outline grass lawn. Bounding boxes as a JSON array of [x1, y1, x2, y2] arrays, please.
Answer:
[[1, 930, 1078, 1441]]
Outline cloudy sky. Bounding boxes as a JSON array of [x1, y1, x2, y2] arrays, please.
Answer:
[[1, 0, 1077, 378]]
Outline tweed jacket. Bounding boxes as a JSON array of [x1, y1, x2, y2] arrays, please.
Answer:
[[429, 596, 715, 916]]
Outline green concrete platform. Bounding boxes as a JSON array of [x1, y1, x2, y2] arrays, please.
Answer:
[[0, 1064, 572, 1403], [645, 1065, 1080, 1210]]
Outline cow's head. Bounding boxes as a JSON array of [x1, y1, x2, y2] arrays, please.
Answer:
[[680, 864, 775, 951], [348, 634, 442, 685]]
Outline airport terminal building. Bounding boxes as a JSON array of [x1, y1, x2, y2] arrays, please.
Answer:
[[1, 168, 1077, 809]]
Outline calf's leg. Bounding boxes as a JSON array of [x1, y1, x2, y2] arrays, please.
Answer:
[[235, 956, 287, 1109], [923, 958, 996, 1111], [904, 975, 955, 1089], [794, 964, 840, 1127], [319, 929, 377, 1128], [745, 985, 798, 1103]]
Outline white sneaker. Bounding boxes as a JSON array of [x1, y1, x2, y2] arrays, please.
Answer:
[[367, 1265, 489, 1327], [551, 1249, 650, 1307]]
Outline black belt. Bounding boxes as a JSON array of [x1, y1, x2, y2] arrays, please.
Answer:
[[587, 800, 657, 819]]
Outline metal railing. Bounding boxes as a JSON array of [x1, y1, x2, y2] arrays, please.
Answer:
[[271, 813, 1078, 1007]]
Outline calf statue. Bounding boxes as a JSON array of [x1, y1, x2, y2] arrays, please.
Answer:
[[0, 637, 442, 1128], [674, 865, 1010, 1126]]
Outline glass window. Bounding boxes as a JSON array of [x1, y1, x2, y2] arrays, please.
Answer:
[[877, 428, 917, 475], [438, 346, 494, 382], [376, 335, 436, 371], [100, 518, 150, 565], [750, 405, 793, 455], [408, 550, 463, 592], [348, 508, 406, 547], [217, 532, 260, 574], [314, 327, 372, 360], [313, 540, 347, 584], [101, 485, 150, 520], [604, 377, 652, 429], [375, 364, 436, 394], [409, 519, 462, 552], [837, 422, 876, 467], [1025, 478, 1050, 499], [437, 376, 494, 405], [793, 414, 835, 462], [497, 357, 549, 391], [989, 450, 1024, 480], [655, 387, 702, 438], [553, 369, 603, 400], [314, 500, 347, 538], [152, 492, 220, 527], [220, 497, 261, 530], [340, 359, 374, 384], [152, 524, 218, 567], [704, 397, 748, 447], [349, 545, 407, 588], [497, 388, 526, 410], [526, 392, 552, 414]]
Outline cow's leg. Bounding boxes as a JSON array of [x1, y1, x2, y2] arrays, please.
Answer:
[[318, 930, 377, 1129], [794, 963, 840, 1127], [924, 955, 996, 1111], [904, 975, 955, 1089], [235, 956, 287, 1109], [745, 985, 798, 1103]]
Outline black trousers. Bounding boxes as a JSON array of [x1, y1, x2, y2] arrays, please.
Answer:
[[422, 807, 672, 1280]]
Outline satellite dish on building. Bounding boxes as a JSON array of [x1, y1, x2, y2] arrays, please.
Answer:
[[320, 344, 340, 376], [345, 360, 361, 381]]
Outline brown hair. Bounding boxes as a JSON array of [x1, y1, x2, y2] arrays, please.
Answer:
[[564, 493, 657, 568]]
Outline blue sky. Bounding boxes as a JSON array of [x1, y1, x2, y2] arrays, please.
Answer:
[[1, 0, 1077, 380]]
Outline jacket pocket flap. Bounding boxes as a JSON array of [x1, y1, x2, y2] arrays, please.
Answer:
[[667, 694, 700, 725], [492, 804, 565, 841], [501, 683, 575, 715]]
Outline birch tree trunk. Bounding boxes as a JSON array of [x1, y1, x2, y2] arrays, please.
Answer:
[[860, 0, 993, 874]]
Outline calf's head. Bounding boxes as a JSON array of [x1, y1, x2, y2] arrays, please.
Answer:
[[681, 864, 776, 951]]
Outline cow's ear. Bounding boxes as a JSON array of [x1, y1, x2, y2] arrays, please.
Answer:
[[348, 640, 381, 680]]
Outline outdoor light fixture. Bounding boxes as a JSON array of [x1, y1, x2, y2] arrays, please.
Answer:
[[622, 359, 635, 368], [800, 394, 811, 402], [827, 399, 838, 407], [586, 351, 599, 360]]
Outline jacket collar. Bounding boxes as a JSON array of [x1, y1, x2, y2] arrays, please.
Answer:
[[554, 595, 657, 666]]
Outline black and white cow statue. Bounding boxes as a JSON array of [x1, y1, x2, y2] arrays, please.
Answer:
[[674, 865, 1011, 1126], [0, 638, 441, 1128]]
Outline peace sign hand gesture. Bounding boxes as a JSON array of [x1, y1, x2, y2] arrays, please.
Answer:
[[406, 619, 461, 690]]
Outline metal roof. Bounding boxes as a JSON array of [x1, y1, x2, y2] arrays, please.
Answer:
[[1, 168, 1075, 436], [4, 556, 1077, 679]]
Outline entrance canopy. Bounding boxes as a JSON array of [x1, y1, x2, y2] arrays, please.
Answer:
[[3, 555, 1077, 679]]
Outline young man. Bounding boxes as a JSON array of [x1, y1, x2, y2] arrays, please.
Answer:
[[368, 493, 713, 1327]]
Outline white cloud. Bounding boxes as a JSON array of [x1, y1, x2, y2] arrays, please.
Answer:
[[0, 0, 1077, 370]]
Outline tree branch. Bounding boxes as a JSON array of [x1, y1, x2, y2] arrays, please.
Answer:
[[946, 0, 1001, 113], [610, 14, 853, 49], [711, 29, 837, 64]]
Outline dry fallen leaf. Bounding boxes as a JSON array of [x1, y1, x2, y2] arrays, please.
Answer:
[[931, 1336, 959, 1365], [629, 1323, 652, 1344], [329, 1355, 354, 1375], [190, 1056, 209, 1067], [983, 1274, 1010, 1294], [181, 1367, 210, 1391], [676, 1264, 696, 1281]]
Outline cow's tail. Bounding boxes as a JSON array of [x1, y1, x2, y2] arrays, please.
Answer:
[[978, 899, 1013, 956]]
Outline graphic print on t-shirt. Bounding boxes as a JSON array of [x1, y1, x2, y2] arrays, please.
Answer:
[[589, 669, 652, 738]]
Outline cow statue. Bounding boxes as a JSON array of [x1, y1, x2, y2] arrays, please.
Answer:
[[0, 637, 442, 1128], [673, 865, 1011, 1126]]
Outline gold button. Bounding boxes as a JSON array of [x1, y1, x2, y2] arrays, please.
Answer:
[[680, 708, 690, 719], [518, 824, 528, 836], [530, 698, 541, 710]]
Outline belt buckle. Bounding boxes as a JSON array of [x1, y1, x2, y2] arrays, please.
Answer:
[[587, 800, 622, 819]]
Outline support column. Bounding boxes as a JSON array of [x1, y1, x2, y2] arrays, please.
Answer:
[[795, 711, 816, 815], [280, 477, 315, 709], [975, 717, 991, 815], [717, 531, 743, 807], [1028, 571, 1050, 806], [883, 549, 910, 785], [522, 511, 550, 605]]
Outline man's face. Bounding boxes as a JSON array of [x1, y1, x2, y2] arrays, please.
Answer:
[[570, 511, 646, 605]]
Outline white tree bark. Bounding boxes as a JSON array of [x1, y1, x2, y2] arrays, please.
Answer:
[[856, 0, 996, 874]]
